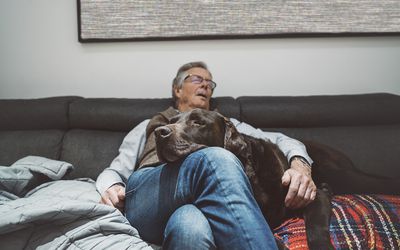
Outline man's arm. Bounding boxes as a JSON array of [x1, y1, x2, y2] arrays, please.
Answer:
[[230, 118, 316, 209], [96, 119, 149, 209]]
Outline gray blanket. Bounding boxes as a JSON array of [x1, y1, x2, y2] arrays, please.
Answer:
[[0, 156, 158, 250]]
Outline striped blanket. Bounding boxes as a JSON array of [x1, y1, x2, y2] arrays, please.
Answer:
[[274, 194, 400, 250]]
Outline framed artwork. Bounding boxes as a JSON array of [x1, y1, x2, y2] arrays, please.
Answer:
[[77, 0, 400, 42]]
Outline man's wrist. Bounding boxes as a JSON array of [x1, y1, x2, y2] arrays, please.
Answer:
[[290, 156, 312, 170]]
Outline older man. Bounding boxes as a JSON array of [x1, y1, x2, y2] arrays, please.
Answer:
[[97, 61, 315, 250]]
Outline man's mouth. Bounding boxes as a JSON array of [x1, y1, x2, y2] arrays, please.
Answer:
[[196, 92, 208, 98]]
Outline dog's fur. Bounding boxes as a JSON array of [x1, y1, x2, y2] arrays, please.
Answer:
[[154, 109, 336, 249]]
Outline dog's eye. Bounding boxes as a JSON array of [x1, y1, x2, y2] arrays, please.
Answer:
[[192, 120, 205, 126], [170, 115, 181, 124]]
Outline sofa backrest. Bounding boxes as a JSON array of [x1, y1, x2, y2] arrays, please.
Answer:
[[238, 93, 400, 178], [0, 96, 239, 180], [0, 96, 81, 165], [1, 93, 399, 194]]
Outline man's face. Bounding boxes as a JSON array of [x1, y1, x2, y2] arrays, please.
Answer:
[[175, 67, 213, 112]]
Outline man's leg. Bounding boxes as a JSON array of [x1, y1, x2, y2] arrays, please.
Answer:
[[125, 147, 278, 249], [163, 204, 216, 250]]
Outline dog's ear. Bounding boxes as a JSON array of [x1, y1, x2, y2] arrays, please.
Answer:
[[223, 117, 248, 156]]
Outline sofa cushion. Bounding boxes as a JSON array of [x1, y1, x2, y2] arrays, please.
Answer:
[[0, 96, 81, 130], [303, 138, 399, 195], [236, 93, 400, 193], [61, 129, 126, 180], [238, 93, 400, 128], [69, 98, 174, 132], [0, 130, 65, 166], [209, 97, 240, 119], [276, 125, 400, 180], [68, 97, 240, 132]]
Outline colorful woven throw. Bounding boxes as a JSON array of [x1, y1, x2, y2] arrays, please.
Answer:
[[274, 194, 400, 250]]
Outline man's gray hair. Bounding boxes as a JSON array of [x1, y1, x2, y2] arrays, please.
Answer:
[[172, 61, 213, 108]]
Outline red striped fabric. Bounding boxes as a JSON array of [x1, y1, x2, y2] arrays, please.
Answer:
[[273, 195, 400, 250]]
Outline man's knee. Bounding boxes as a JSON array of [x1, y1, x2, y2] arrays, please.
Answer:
[[198, 147, 237, 161], [187, 147, 242, 171], [163, 205, 215, 249], [176, 147, 248, 188]]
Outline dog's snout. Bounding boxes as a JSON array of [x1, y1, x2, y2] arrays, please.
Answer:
[[155, 126, 172, 138]]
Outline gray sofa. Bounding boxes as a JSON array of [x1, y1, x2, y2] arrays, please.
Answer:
[[1, 93, 399, 249], [1, 93, 399, 194]]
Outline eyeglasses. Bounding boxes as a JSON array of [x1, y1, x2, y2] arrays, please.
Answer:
[[184, 74, 217, 90]]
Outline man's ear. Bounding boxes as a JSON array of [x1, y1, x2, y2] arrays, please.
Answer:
[[174, 86, 182, 97]]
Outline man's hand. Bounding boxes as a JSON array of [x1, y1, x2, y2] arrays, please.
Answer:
[[282, 157, 316, 209], [100, 184, 126, 212]]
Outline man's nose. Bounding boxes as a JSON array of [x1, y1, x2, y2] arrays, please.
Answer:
[[200, 80, 211, 89]]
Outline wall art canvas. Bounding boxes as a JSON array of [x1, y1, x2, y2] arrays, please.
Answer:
[[77, 0, 400, 42]]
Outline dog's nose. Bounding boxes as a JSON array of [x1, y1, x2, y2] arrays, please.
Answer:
[[155, 126, 172, 138]]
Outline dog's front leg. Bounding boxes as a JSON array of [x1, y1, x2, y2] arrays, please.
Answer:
[[303, 183, 334, 250]]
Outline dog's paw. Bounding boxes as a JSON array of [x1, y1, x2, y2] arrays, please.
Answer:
[[319, 182, 333, 197]]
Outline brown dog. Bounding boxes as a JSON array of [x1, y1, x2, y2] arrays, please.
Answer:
[[154, 108, 333, 250]]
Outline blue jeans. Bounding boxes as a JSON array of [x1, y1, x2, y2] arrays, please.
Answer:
[[125, 147, 278, 250]]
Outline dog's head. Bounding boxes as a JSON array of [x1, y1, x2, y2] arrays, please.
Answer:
[[154, 109, 247, 163]]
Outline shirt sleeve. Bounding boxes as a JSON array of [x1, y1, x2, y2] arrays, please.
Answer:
[[96, 119, 150, 195], [230, 118, 313, 165]]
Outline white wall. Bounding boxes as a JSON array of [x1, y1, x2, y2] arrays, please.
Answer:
[[1, 0, 399, 99]]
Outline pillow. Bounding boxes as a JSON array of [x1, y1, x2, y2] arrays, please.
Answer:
[[274, 194, 400, 249]]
